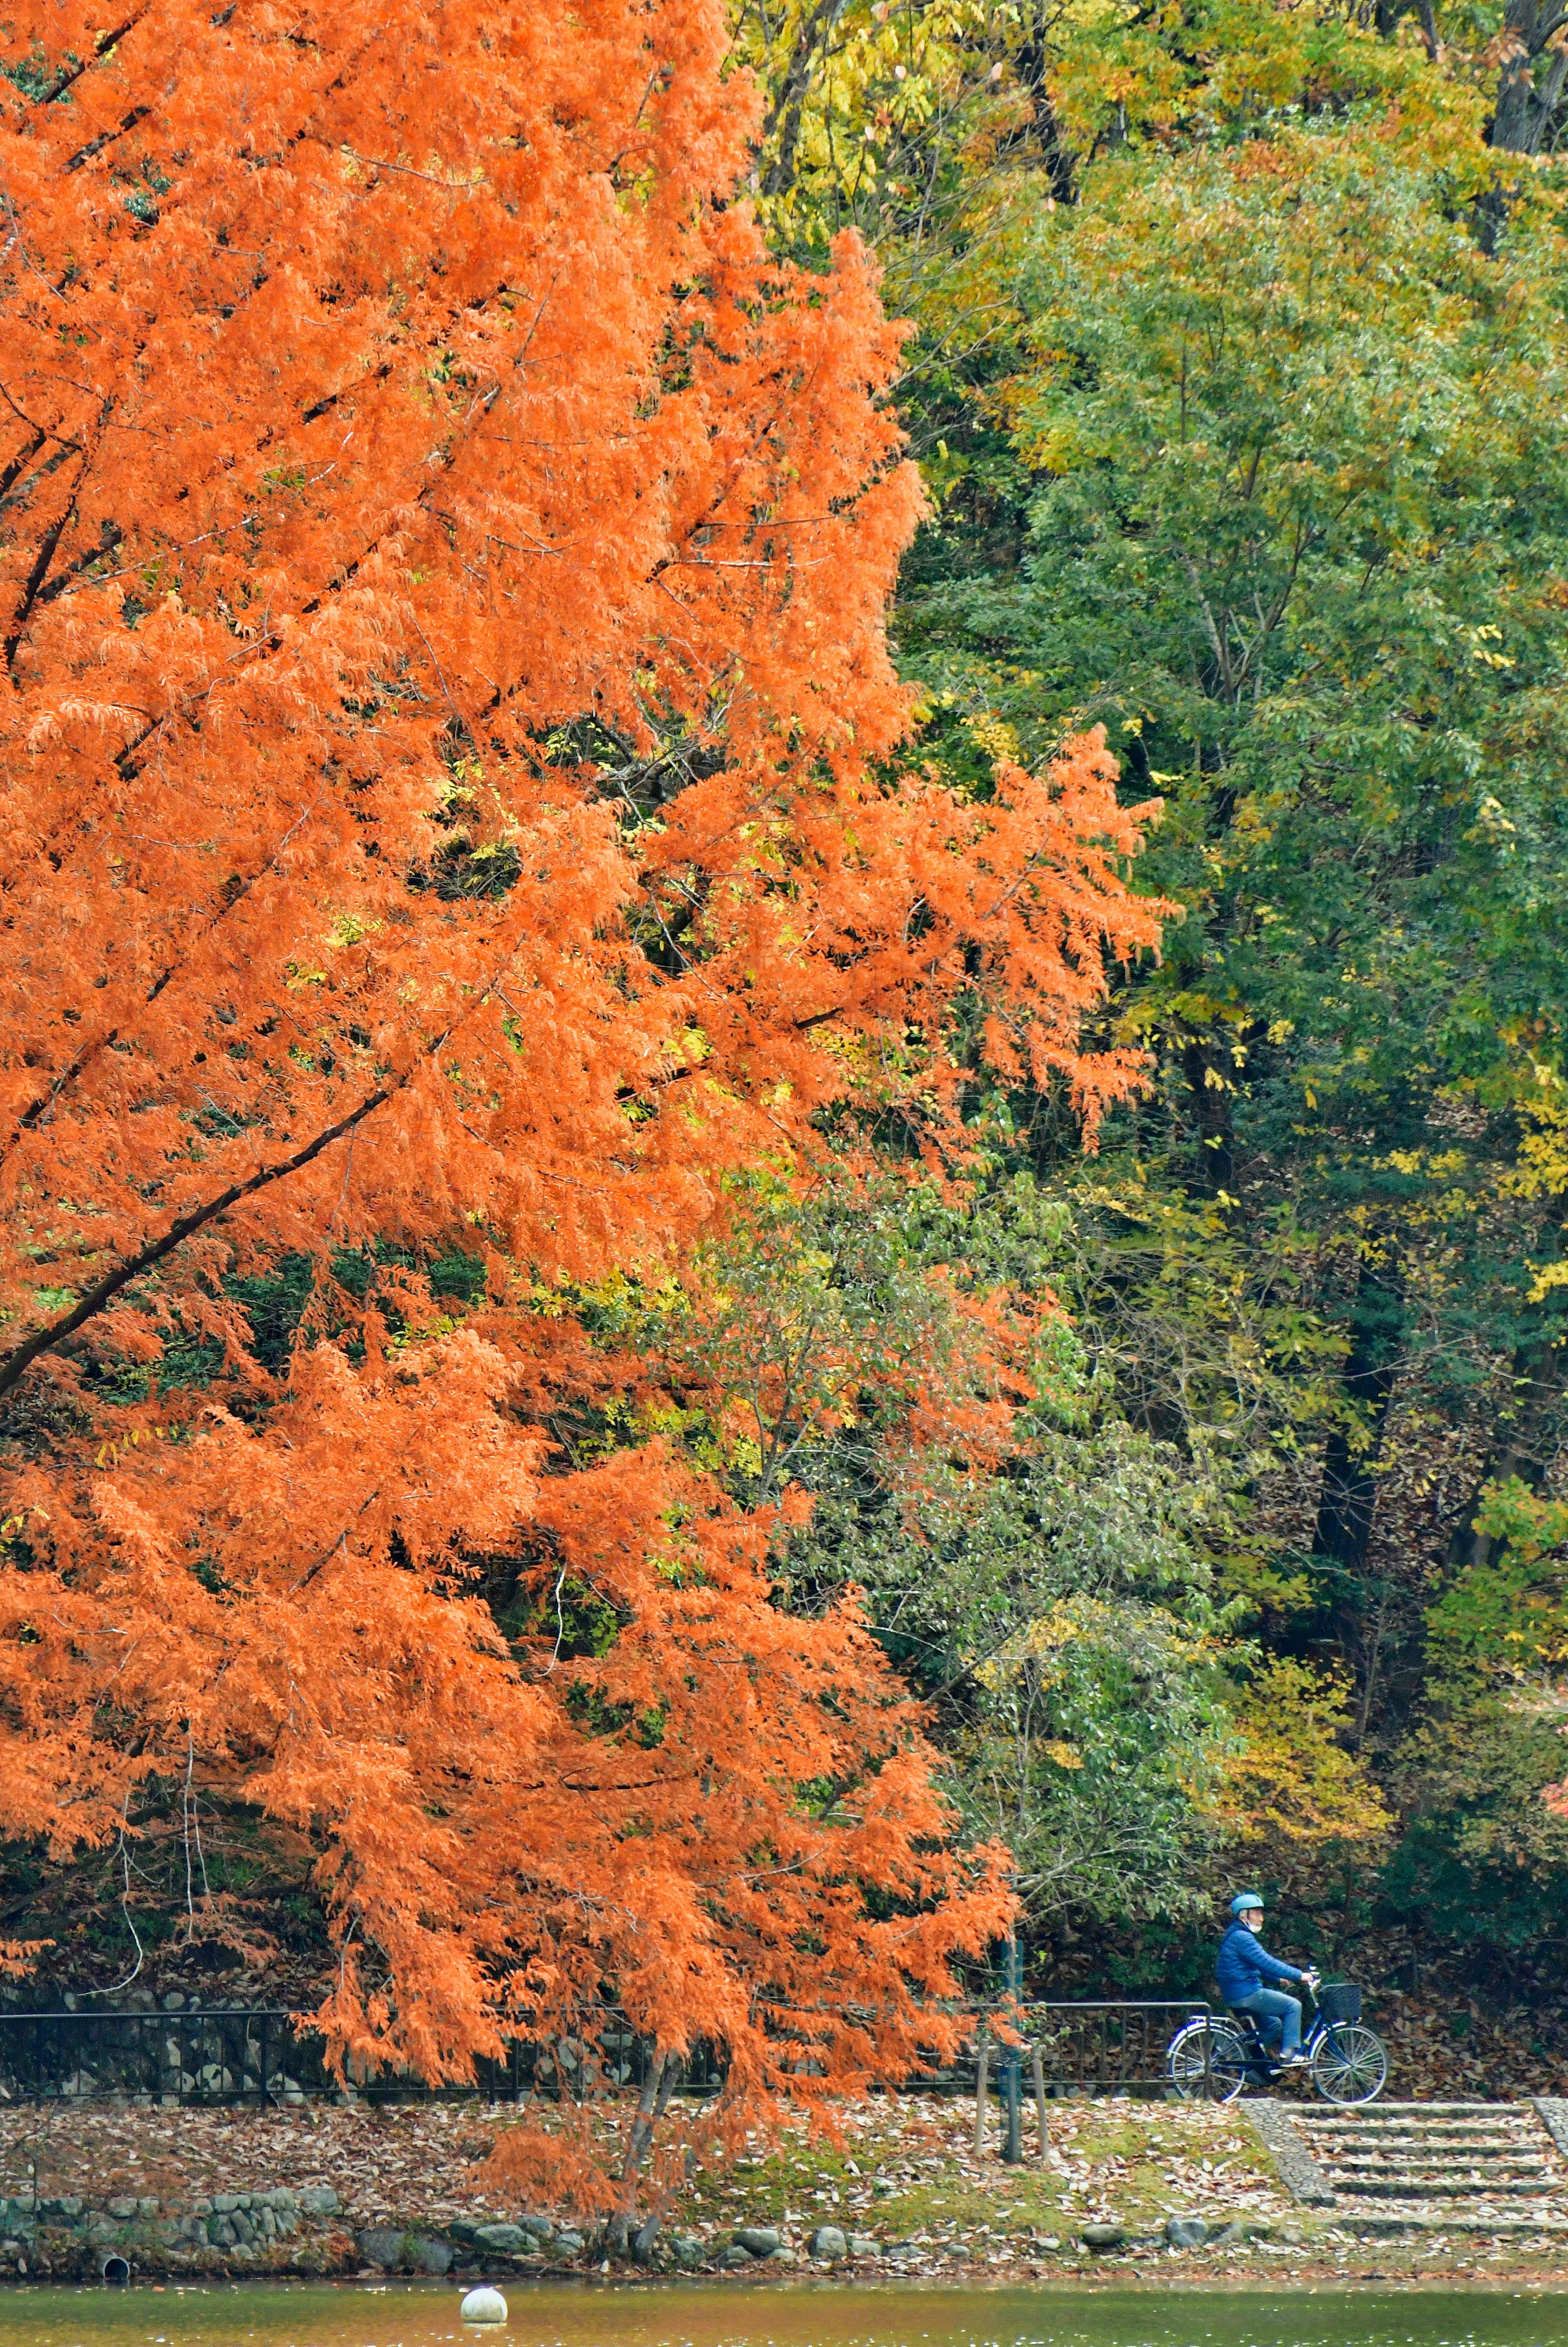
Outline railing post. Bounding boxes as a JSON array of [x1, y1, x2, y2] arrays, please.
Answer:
[[1030, 2044, 1047, 2154], [973, 2025, 989, 2158], [1001, 1935, 1023, 2163]]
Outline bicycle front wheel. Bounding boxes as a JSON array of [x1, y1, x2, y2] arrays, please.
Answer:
[[1311, 2023, 1387, 2106], [1167, 2020, 1247, 2103]]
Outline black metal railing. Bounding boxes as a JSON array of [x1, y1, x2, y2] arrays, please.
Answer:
[[1017, 1998, 1213, 2094], [0, 1997, 1205, 2107], [909, 1998, 1212, 2098], [0, 2006, 726, 2108]]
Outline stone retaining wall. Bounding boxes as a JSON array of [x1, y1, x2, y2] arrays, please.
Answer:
[[0, 2186, 588, 2282]]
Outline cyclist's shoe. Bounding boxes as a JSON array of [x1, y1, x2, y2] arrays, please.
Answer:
[[1278, 2051, 1310, 2067]]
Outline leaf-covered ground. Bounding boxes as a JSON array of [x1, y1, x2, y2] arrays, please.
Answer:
[[676, 2093, 1286, 2241], [3, 2092, 1567, 2288]]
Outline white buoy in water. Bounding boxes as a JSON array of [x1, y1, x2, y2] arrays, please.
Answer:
[[460, 2287, 508, 2326]]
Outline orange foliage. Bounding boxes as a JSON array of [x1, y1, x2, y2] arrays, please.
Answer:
[[0, 0, 1161, 2149]]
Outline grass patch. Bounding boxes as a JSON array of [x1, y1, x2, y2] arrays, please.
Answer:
[[672, 2095, 1290, 2247]]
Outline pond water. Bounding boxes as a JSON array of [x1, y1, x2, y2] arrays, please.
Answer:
[[0, 2283, 1565, 2347]]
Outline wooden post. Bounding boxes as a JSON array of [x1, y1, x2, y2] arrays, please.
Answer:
[[973, 2027, 989, 2158], [1031, 2044, 1047, 2154]]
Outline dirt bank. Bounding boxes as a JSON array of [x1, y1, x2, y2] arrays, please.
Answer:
[[1, 2093, 1564, 2291]]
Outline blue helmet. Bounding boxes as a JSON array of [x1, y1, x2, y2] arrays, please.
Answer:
[[1229, 1892, 1264, 1919]]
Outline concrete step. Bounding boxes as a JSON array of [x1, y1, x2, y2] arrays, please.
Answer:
[[1324, 2153, 1550, 2171], [1325, 2168, 1552, 2187], [1352, 2112, 1521, 2131], [1305, 2138, 1534, 2152], [1251, 2096, 1568, 2225], [1302, 2119, 1535, 2139], [1332, 2212, 1568, 2240], [1333, 2177, 1554, 2201], [1319, 2151, 1538, 2168], [1327, 2172, 1552, 2190], [1324, 2137, 1547, 2149], [1305, 2131, 1540, 2150]]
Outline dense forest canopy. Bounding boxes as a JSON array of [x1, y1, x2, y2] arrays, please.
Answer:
[[1, 0, 1567, 2184], [831, 0, 1568, 2008]]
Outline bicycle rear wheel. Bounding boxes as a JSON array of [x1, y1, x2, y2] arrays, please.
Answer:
[[1167, 2020, 1247, 2103], [1311, 2023, 1387, 2105]]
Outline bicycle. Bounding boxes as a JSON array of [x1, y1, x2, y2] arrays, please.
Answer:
[[1166, 1978, 1387, 2106]]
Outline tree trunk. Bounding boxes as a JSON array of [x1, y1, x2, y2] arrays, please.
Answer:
[[603, 2053, 679, 2258], [1180, 1037, 1236, 1198], [1312, 1256, 1404, 1578], [759, 0, 844, 198], [1444, 1196, 1568, 1572], [1488, 0, 1568, 157], [1011, 6, 1078, 203], [1465, 0, 1568, 245]]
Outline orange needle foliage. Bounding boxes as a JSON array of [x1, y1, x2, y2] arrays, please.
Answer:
[[0, 0, 1163, 2147]]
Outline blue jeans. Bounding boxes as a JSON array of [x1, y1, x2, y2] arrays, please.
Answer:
[[1233, 1986, 1302, 2057]]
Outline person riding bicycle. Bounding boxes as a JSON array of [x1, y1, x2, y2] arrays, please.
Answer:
[[1216, 1893, 1321, 2069]]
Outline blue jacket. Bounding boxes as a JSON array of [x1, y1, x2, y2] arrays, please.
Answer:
[[1216, 1921, 1304, 2004]]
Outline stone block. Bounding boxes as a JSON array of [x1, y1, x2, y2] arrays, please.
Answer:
[[359, 2228, 406, 2270], [470, 2222, 526, 2254]]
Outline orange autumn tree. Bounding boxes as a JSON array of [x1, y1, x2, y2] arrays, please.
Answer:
[[0, 0, 1162, 2191]]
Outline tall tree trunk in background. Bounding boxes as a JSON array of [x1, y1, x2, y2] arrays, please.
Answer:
[[1374, 0, 1442, 60], [1447, 1201, 1568, 1574], [1013, 6, 1078, 203], [1181, 1037, 1236, 1199], [759, 0, 844, 198], [1314, 1256, 1405, 1579], [1487, 0, 1568, 153], [1311, 1256, 1407, 1747], [1470, 0, 1568, 247]]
